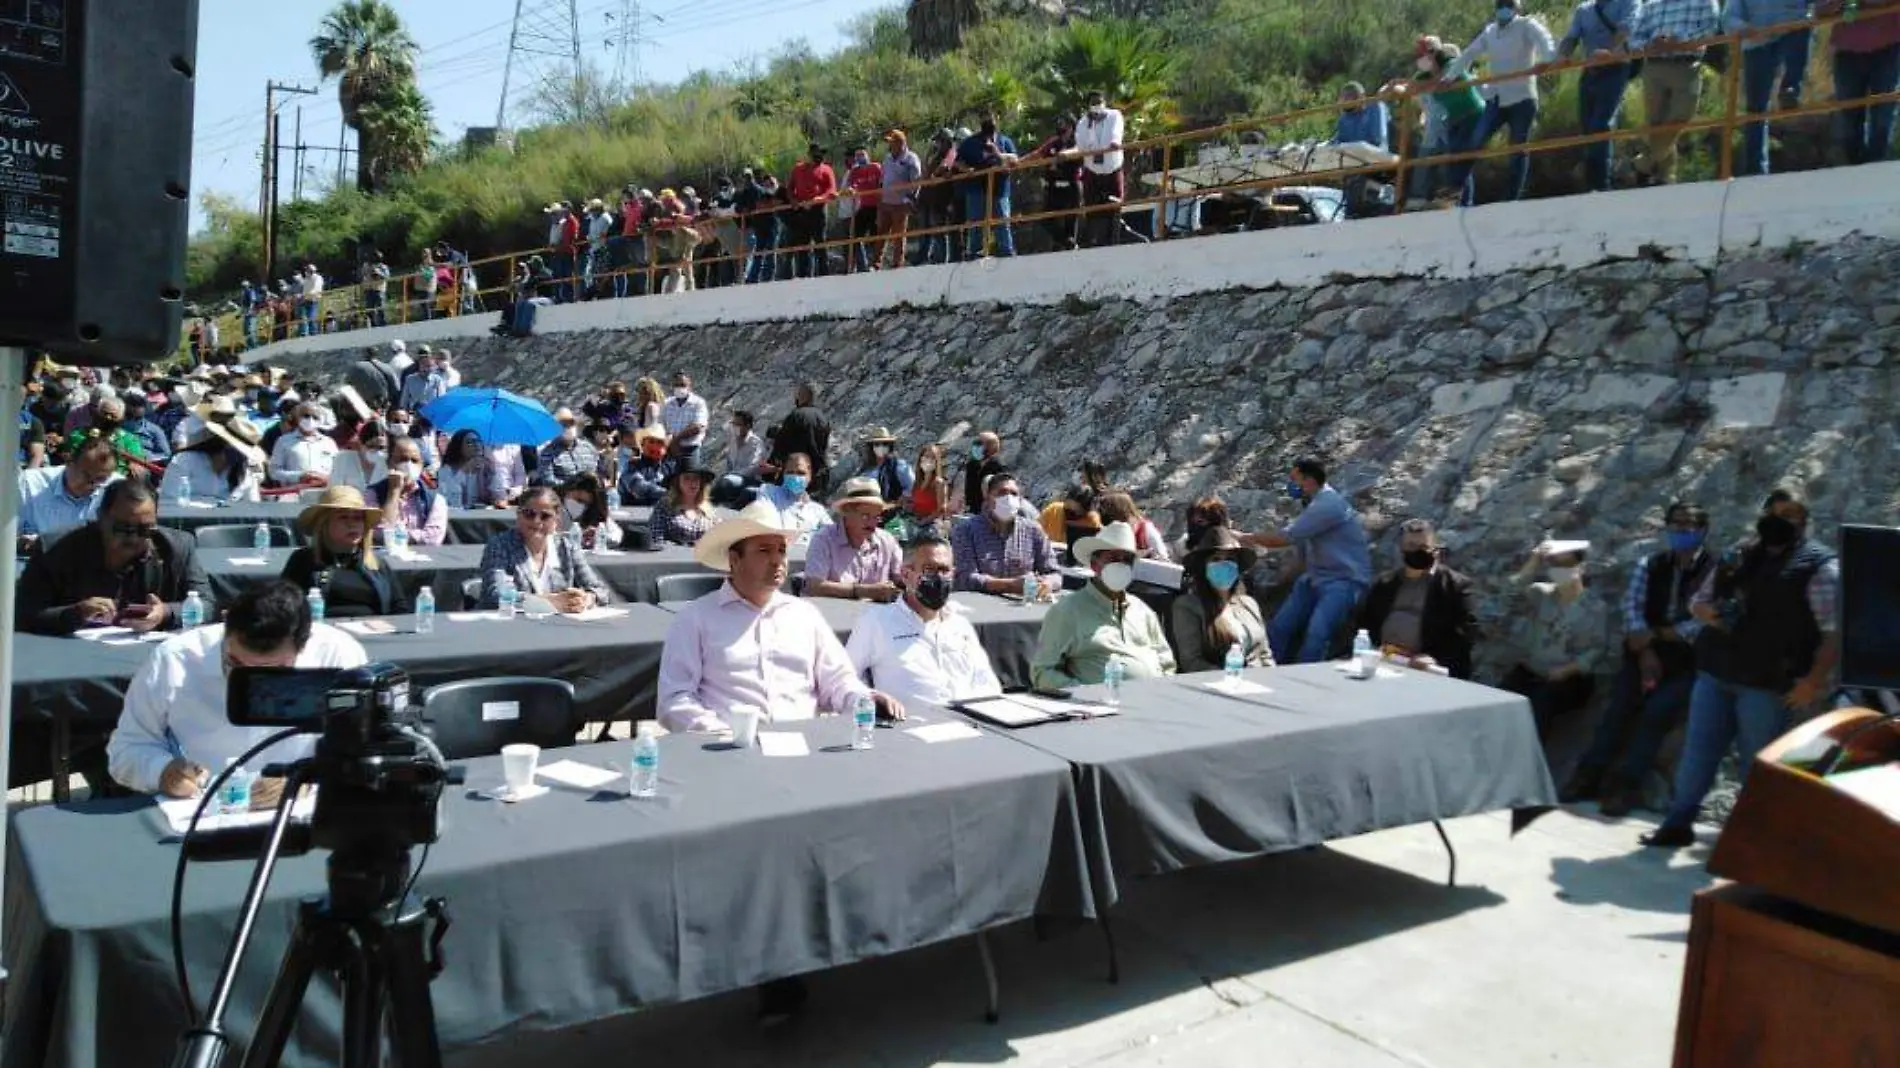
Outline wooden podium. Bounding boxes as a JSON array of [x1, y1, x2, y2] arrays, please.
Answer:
[[1673, 709, 1900, 1067]]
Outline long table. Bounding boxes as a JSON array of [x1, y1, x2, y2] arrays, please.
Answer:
[[159, 501, 651, 547], [198, 539, 760, 609], [1, 731, 1094, 1068], [986, 663, 1557, 912]]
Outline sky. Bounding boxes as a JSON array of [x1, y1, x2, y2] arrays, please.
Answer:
[[190, 0, 893, 231]]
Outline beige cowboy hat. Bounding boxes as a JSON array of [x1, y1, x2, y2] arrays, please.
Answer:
[[191, 394, 240, 421], [296, 485, 386, 532], [186, 420, 265, 465], [691, 499, 788, 571], [1182, 525, 1258, 574], [632, 425, 669, 449], [831, 477, 892, 515], [1072, 521, 1140, 566], [859, 426, 898, 445]]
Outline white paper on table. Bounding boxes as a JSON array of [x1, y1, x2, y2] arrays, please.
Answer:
[[387, 549, 431, 563], [588, 548, 627, 557], [160, 790, 316, 835], [1201, 676, 1273, 697], [906, 722, 983, 744], [337, 619, 398, 636], [1008, 693, 1108, 716], [444, 612, 508, 622], [1333, 661, 1405, 680], [520, 594, 557, 616], [568, 606, 629, 622], [758, 731, 810, 757], [224, 556, 270, 567], [536, 760, 620, 789], [76, 626, 135, 642]]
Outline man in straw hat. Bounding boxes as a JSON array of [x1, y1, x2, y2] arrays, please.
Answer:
[[618, 426, 675, 506], [658, 499, 907, 735], [853, 426, 912, 507], [803, 478, 904, 601], [1030, 520, 1175, 690], [107, 581, 368, 802]]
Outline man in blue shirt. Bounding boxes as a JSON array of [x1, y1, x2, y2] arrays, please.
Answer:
[[954, 110, 1019, 259], [17, 434, 121, 550], [119, 393, 172, 462], [1728, 0, 1816, 176], [1559, 0, 1640, 192], [1331, 82, 1391, 148], [1243, 456, 1374, 664]]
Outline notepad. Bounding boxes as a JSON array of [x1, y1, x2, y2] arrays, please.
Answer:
[[387, 550, 431, 563], [224, 556, 270, 567], [75, 626, 167, 645], [568, 606, 629, 622], [957, 694, 1115, 727], [758, 732, 810, 757], [907, 722, 983, 744], [536, 760, 620, 789], [445, 612, 509, 622], [337, 619, 397, 635], [159, 790, 316, 835], [1200, 677, 1273, 697]]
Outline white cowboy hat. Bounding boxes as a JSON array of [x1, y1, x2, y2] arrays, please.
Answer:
[[187, 420, 265, 465], [691, 499, 790, 571], [831, 477, 892, 514], [1538, 539, 1592, 558], [389, 339, 407, 354], [191, 394, 239, 421], [1072, 521, 1140, 566]]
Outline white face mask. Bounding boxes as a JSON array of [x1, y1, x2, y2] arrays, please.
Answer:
[[298, 417, 318, 434], [990, 494, 1020, 522], [1099, 561, 1135, 592], [1089, 105, 1107, 118], [673, 387, 689, 400], [1416, 57, 1435, 73], [397, 461, 422, 481], [728, 424, 743, 438], [1547, 566, 1580, 585], [872, 444, 890, 459], [919, 459, 935, 473], [563, 498, 587, 520], [559, 426, 578, 444], [388, 422, 410, 436]]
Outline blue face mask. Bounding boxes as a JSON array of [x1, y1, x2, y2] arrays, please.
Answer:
[[1204, 560, 1241, 591], [1284, 480, 1305, 501], [1666, 530, 1705, 554], [1496, 6, 1515, 23], [969, 443, 984, 461], [782, 474, 809, 496]]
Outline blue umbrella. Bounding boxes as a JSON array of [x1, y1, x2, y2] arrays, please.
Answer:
[[424, 387, 560, 447]]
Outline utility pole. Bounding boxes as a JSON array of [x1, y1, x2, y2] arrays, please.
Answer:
[[496, 0, 584, 128], [261, 81, 317, 283], [292, 106, 304, 202]]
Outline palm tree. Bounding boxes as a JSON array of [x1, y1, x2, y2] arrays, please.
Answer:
[[310, 0, 419, 191], [356, 81, 435, 189], [1035, 20, 1180, 139]]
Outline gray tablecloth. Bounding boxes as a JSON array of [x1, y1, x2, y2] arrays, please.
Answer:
[[158, 503, 649, 548], [979, 663, 1558, 909], [198, 542, 759, 609], [3, 732, 1092, 1068]]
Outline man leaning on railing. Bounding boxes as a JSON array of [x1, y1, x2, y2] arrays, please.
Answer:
[[1559, 0, 1640, 192], [1627, 0, 1723, 185], [1728, 0, 1817, 176], [1821, 0, 1900, 165]]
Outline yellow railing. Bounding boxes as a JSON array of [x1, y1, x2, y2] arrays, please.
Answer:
[[205, 9, 1899, 355]]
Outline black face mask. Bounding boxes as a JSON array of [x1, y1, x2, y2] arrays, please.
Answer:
[[1756, 514, 1800, 548], [1402, 548, 1436, 570], [914, 572, 952, 611], [980, 122, 997, 136]]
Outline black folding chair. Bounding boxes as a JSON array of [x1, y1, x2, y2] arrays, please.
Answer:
[[653, 571, 723, 604], [193, 522, 297, 549], [419, 677, 578, 761]]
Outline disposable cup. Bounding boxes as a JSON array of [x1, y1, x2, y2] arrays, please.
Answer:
[[501, 743, 541, 793], [729, 705, 762, 748]]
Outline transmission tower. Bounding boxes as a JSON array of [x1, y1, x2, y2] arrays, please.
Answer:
[[608, 0, 641, 89], [496, 0, 583, 128]]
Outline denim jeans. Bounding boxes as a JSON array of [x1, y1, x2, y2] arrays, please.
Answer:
[[1742, 29, 1814, 176], [1578, 64, 1632, 192], [1661, 672, 1791, 828], [1441, 113, 1484, 204], [961, 187, 1016, 258], [1575, 655, 1697, 787], [745, 227, 779, 284], [1834, 43, 1900, 165], [1476, 97, 1539, 202], [550, 252, 574, 303], [1268, 574, 1365, 665]]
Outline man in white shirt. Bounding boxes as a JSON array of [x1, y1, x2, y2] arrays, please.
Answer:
[[435, 349, 462, 390], [1073, 90, 1132, 247], [660, 372, 711, 464], [268, 402, 339, 487], [107, 581, 368, 799], [846, 534, 1004, 713], [657, 500, 903, 733], [1449, 0, 1557, 202], [299, 264, 324, 336]]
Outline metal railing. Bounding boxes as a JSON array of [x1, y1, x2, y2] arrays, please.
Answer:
[[204, 9, 1899, 355]]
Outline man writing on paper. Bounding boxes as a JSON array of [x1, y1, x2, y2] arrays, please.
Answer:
[[657, 500, 907, 733], [1031, 521, 1175, 690], [107, 581, 368, 802], [16, 481, 210, 636], [846, 534, 1005, 712]]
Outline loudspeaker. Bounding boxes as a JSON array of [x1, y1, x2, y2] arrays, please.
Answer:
[[0, 0, 198, 366], [1841, 524, 1900, 693]]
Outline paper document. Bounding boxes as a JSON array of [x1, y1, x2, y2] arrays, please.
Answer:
[[224, 556, 270, 567], [536, 760, 621, 789], [1201, 677, 1273, 697], [958, 694, 1114, 727], [907, 722, 983, 744], [76, 626, 166, 645], [445, 612, 508, 623], [569, 606, 629, 622], [337, 619, 397, 635], [159, 790, 316, 835], [387, 550, 431, 562], [758, 732, 811, 757]]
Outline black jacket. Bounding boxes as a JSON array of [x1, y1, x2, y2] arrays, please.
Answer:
[[16, 524, 209, 635], [1358, 565, 1478, 679], [281, 547, 411, 620]]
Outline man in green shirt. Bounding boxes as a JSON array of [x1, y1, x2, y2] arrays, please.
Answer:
[[1031, 521, 1176, 689]]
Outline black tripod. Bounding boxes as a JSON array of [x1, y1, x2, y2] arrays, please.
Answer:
[[172, 774, 452, 1068]]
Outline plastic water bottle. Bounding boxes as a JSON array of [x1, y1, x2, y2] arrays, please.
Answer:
[[175, 475, 191, 503], [1103, 656, 1125, 706], [496, 577, 519, 619], [414, 586, 436, 634], [1352, 629, 1373, 658], [179, 591, 206, 629], [388, 522, 409, 554], [630, 721, 660, 798], [853, 693, 877, 751], [252, 522, 271, 551], [1021, 571, 1038, 606], [306, 587, 326, 623], [219, 759, 252, 815], [1224, 640, 1246, 683]]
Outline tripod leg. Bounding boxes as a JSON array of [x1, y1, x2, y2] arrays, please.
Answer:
[[340, 929, 385, 1068], [239, 914, 330, 1068], [377, 908, 445, 1068]]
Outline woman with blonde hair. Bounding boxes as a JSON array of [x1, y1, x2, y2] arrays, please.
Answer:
[[1096, 491, 1170, 561], [633, 377, 665, 430], [281, 486, 411, 618]]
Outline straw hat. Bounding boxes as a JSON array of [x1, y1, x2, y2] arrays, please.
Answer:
[[1182, 526, 1257, 575], [633, 426, 668, 449], [1072, 521, 1140, 566], [691, 499, 791, 571], [186, 420, 264, 465], [192, 395, 239, 421], [831, 477, 892, 515], [587, 197, 605, 210], [296, 485, 385, 532], [859, 426, 897, 445]]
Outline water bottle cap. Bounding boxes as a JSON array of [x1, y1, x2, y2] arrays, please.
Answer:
[[636, 720, 662, 738]]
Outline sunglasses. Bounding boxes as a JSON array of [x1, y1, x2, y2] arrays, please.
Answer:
[[518, 509, 560, 521], [110, 522, 159, 540]]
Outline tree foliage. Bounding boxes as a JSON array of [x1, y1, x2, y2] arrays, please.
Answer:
[[310, 0, 427, 191]]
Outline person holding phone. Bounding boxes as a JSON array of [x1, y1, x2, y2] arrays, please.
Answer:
[[15, 480, 209, 636]]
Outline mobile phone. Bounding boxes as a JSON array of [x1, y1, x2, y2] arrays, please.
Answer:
[[120, 603, 152, 619]]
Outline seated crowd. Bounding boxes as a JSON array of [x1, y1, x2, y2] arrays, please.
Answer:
[[14, 357, 1845, 856]]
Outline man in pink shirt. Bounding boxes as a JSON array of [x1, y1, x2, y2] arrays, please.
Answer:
[[657, 499, 906, 732]]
